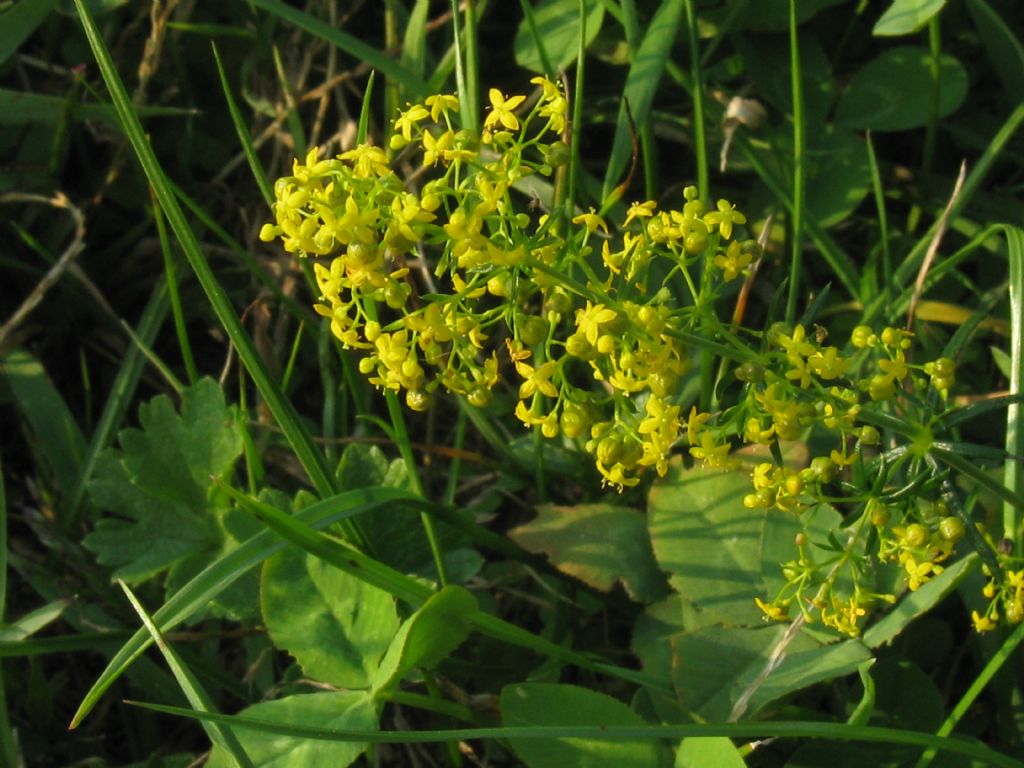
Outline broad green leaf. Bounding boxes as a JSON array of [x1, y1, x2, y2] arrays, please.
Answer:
[[873, 0, 946, 36], [261, 547, 398, 689], [508, 503, 666, 602], [513, 0, 604, 74], [371, 585, 477, 695], [675, 737, 745, 768], [501, 683, 659, 768], [0, 0, 56, 64], [1, 349, 85, 501], [206, 691, 376, 768], [83, 379, 243, 585], [862, 554, 976, 648], [648, 461, 766, 627], [835, 47, 967, 132], [967, 0, 1024, 105], [733, 33, 834, 127], [671, 625, 871, 720]]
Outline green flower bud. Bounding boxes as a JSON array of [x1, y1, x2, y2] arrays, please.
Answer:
[[938, 516, 965, 543]]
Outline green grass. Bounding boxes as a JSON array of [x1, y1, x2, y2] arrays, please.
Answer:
[[2, 1, 1024, 766]]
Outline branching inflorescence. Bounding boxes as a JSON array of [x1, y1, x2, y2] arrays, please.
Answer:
[[261, 79, 1018, 638]]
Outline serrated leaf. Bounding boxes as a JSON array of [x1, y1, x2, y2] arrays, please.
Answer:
[[206, 691, 376, 768], [835, 47, 967, 131], [261, 545, 398, 689], [873, 0, 946, 36], [83, 379, 243, 585], [371, 585, 477, 695], [509, 503, 666, 602], [501, 683, 659, 768], [513, 0, 604, 74]]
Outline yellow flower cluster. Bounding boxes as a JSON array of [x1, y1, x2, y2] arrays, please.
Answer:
[[261, 80, 765, 487]]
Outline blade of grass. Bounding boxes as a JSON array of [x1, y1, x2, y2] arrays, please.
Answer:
[[600, 0, 685, 203], [450, 0, 477, 132], [865, 131, 891, 306], [224, 484, 668, 692], [248, 0, 430, 99], [1003, 225, 1024, 550], [70, 486, 415, 728], [682, 0, 707, 201], [72, 0, 350, 517], [0, 0, 56, 65], [913, 618, 1024, 768], [119, 581, 254, 768], [0, 457, 10, 768], [152, 192, 198, 386], [212, 42, 273, 207], [65, 279, 170, 527], [127, 702, 1024, 768], [785, 0, 805, 324]]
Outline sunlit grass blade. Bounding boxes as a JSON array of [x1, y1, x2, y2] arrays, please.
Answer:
[[119, 581, 255, 768], [224, 483, 668, 692], [1003, 225, 1024, 549], [69, 486, 416, 728], [249, 0, 429, 99], [601, 1, 684, 203], [785, 0, 805, 323], [65, 280, 169, 527], [153, 194, 198, 386], [72, 0, 344, 507], [913, 618, 1024, 768], [127, 701, 1024, 768], [212, 42, 273, 207]]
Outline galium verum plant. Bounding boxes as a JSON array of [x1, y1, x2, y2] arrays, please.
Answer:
[[260, 78, 1019, 638]]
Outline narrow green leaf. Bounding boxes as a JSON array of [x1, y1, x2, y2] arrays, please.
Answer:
[[119, 581, 255, 768], [602, 1, 683, 200], [248, 0, 429, 99], [0, 0, 56, 65], [513, 0, 604, 74], [0, 88, 193, 126], [212, 43, 273, 207], [124, 702, 1024, 768], [931, 447, 1024, 514], [72, 0, 346, 512], [1004, 225, 1024, 548], [1, 349, 85, 501], [966, 0, 1024, 104], [0, 600, 68, 643]]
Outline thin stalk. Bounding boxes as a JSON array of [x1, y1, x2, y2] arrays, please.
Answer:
[[152, 193, 198, 385], [785, 0, 805, 324], [565, 0, 587, 219], [907, 16, 942, 234], [913, 619, 1024, 768], [683, 0, 708, 201], [865, 131, 892, 306]]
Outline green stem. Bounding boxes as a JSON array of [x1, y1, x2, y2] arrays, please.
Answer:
[[907, 16, 942, 234], [913, 619, 1024, 768], [683, 0, 708, 201], [785, 0, 805, 324], [565, 0, 587, 221]]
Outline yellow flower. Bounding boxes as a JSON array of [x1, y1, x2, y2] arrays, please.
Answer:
[[755, 597, 788, 622], [572, 208, 609, 234], [514, 359, 559, 400], [703, 198, 746, 239], [394, 103, 430, 141], [972, 609, 997, 632], [574, 301, 617, 345], [686, 406, 710, 446], [425, 93, 459, 122], [484, 88, 526, 131]]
